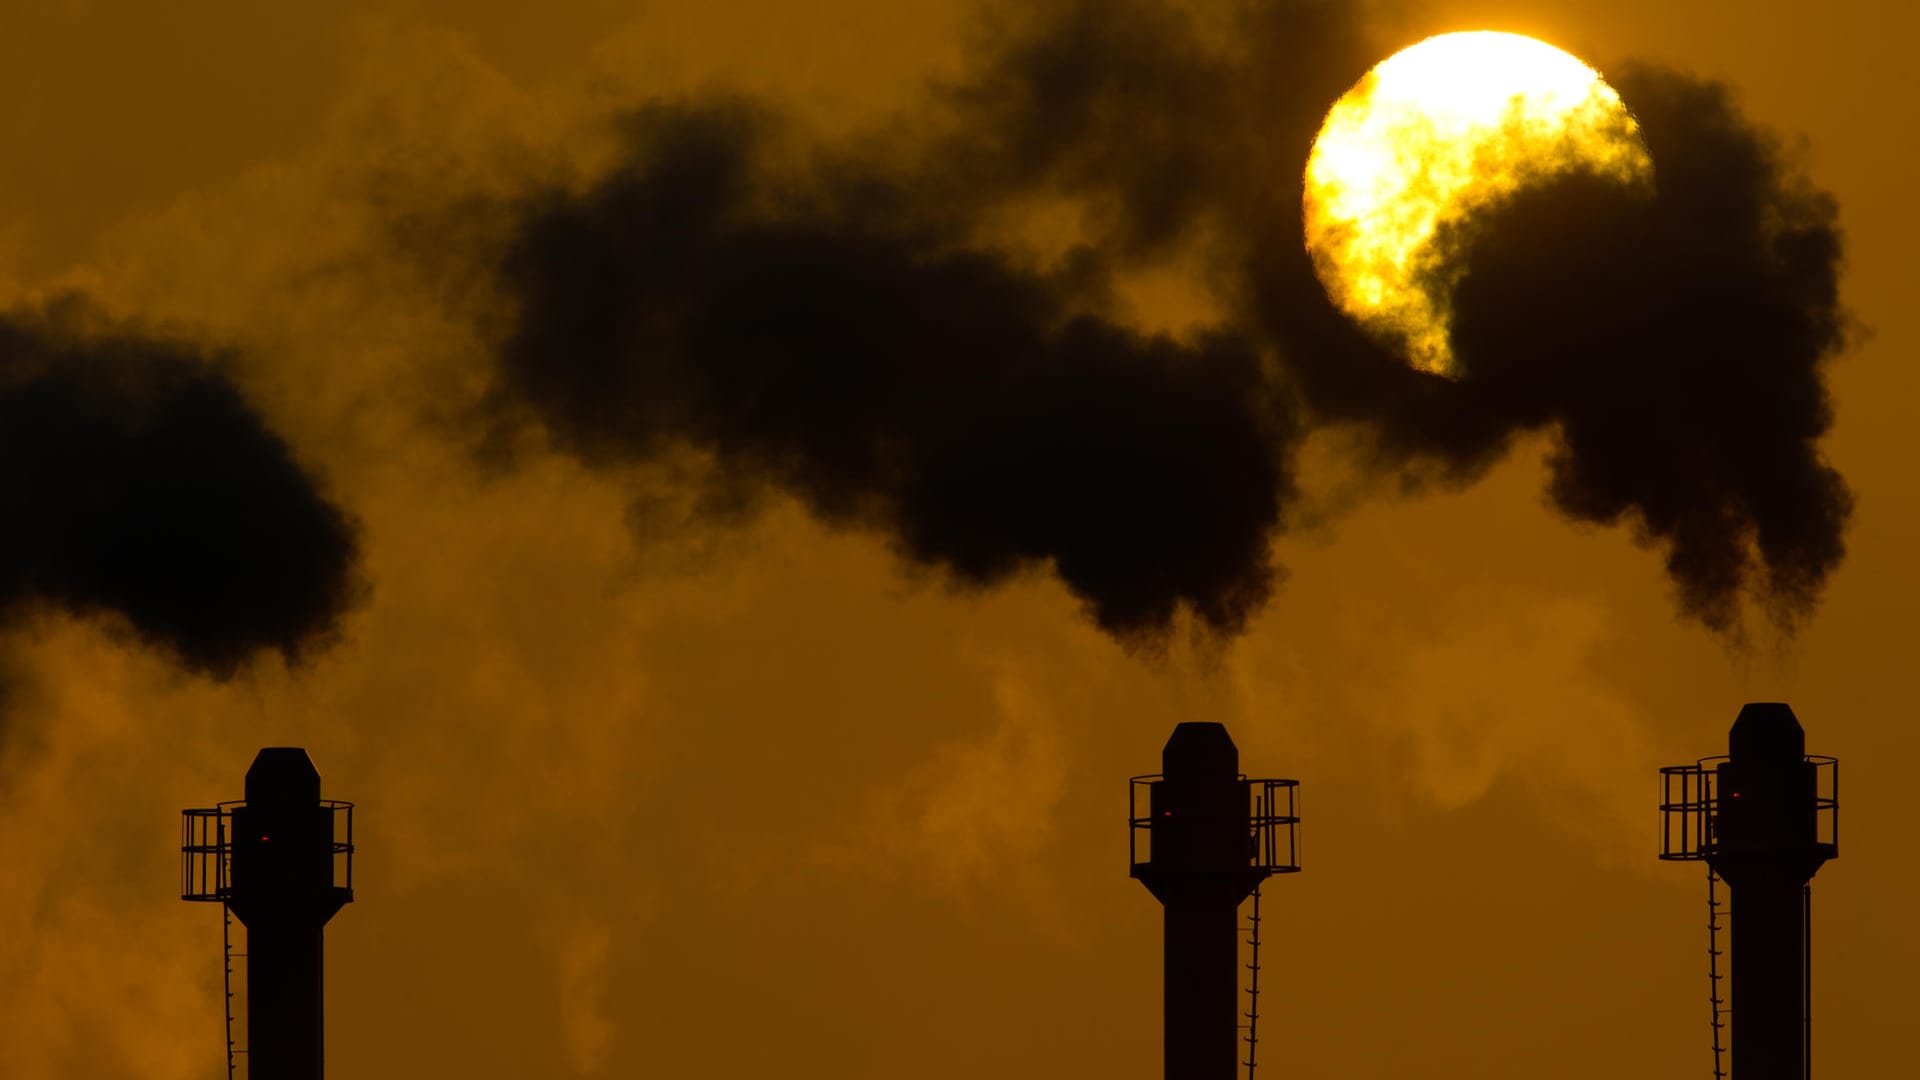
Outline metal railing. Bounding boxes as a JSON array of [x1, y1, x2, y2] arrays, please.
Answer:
[[180, 800, 355, 901], [1249, 780, 1301, 874], [1129, 775, 1301, 874], [1658, 757, 1838, 861]]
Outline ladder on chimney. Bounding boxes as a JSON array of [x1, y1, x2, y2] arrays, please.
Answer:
[[1803, 883, 1813, 1080], [1705, 865, 1730, 1080], [223, 903, 248, 1080], [1702, 872, 1819, 1080], [1241, 882, 1265, 1079]]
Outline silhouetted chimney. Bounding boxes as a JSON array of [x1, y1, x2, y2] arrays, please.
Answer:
[[1661, 703, 1838, 1080], [183, 748, 355, 1080], [1131, 723, 1299, 1080]]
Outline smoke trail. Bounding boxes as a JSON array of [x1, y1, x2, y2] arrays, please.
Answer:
[[0, 298, 364, 676], [1250, 68, 1851, 634], [1433, 70, 1849, 631], [470, 0, 1850, 640], [485, 102, 1296, 643]]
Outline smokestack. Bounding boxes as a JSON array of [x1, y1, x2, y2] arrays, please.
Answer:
[[182, 748, 356, 1080], [1660, 703, 1838, 1080], [1130, 723, 1299, 1080]]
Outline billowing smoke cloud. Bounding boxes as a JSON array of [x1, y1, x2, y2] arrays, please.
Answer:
[[486, 103, 1296, 641], [1450, 71, 1849, 632], [0, 298, 363, 676], [1257, 69, 1851, 634], [472, 0, 1850, 641]]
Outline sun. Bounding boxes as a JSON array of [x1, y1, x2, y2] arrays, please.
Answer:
[[1303, 31, 1652, 377]]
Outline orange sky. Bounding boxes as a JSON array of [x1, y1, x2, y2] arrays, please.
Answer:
[[0, 2, 1913, 1078]]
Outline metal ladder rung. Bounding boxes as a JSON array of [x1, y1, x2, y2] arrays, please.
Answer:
[[1241, 883, 1264, 1077], [1704, 866, 1729, 1080], [222, 903, 246, 1080]]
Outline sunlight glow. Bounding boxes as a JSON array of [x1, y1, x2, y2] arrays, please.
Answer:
[[1303, 31, 1652, 377]]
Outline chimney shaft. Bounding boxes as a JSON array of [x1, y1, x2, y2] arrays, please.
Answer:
[[184, 748, 353, 1080], [1709, 704, 1831, 1080], [1133, 723, 1293, 1080]]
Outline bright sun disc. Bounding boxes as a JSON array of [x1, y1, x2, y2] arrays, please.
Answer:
[[1303, 31, 1652, 377]]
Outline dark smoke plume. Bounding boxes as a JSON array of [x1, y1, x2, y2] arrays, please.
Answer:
[[472, 0, 1851, 640], [1437, 70, 1850, 631], [1242, 67, 1852, 634], [489, 104, 1295, 641], [0, 299, 363, 676]]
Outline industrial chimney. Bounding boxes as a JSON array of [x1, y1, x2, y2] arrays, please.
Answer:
[[1659, 703, 1838, 1080], [1130, 722, 1299, 1080], [182, 748, 356, 1080]]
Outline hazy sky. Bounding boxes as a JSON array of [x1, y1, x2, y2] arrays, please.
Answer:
[[0, 1, 1913, 1078]]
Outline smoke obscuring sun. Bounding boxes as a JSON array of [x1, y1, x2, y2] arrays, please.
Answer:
[[1304, 31, 1652, 377]]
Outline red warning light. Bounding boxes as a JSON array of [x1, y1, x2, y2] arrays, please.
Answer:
[[1162, 811, 1173, 817], [261, 835, 271, 841]]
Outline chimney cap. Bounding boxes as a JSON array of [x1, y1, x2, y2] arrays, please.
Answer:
[[1161, 722, 1239, 781], [1729, 702, 1805, 763], [245, 747, 322, 808]]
